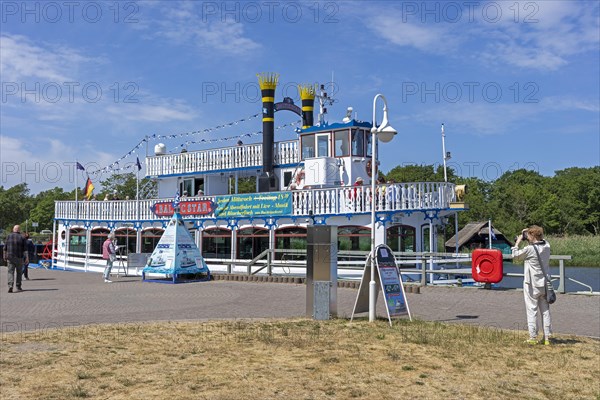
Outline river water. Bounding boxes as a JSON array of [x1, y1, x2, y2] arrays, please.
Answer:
[[497, 263, 600, 292]]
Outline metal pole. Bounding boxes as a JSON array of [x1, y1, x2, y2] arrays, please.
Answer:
[[441, 123, 447, 182], [51, 219, 57, 270], [454, 212, 459, 256], [369, 99, 380, 323], [558, 259, 565, 294]]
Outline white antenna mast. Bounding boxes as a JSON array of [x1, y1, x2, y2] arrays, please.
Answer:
[[314, 72, 337, 126], [441, 123, 451, 182]]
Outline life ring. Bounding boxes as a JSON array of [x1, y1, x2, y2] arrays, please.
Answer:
[[366, 160, 377, 178]]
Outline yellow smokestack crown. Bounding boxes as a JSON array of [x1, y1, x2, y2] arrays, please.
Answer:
[[257, 73, 279, 90], [298, 84, 316, 100]]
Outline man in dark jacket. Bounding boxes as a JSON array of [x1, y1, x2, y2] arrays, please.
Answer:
[[4, 225, 28, 293]]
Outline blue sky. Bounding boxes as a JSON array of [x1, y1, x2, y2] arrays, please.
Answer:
[[1, 0, 599, 193]]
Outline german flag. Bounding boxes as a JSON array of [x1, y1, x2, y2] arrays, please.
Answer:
[[83, 177, 94, 200]]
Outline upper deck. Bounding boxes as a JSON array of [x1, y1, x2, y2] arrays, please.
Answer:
[[146, 140, 299, 178], [55, 182, 457, 222]]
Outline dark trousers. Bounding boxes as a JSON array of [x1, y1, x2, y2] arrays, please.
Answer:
[[22, 261, 29, 279], [7, 257, 23, 289]]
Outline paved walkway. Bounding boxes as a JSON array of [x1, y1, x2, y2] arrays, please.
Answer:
[[1, 268, 599, 338]]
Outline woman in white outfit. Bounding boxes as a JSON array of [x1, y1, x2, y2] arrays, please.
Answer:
[[512, 225, 552, 345]]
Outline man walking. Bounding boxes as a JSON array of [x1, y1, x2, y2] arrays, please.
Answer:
[[102, 233, 116, 283], [4, 225, 28, 293]]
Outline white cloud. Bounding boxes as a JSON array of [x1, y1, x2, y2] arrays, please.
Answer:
[[0, 135, 118, 192], [360, 1, 599, 71], [406, 94, 599, 136], [148, 2, 261, 56], [0, 34, 100, 82], [105, 101, 196, 122]]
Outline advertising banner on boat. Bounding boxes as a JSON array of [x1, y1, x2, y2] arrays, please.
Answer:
[[150, 200, 214, 217], [215, 192, 292, 218]]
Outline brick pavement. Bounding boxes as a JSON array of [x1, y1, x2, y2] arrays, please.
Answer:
[[1, 268, 598, 338]]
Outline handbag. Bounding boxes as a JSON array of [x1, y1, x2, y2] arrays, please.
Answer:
[[533, 244, 556, 304]]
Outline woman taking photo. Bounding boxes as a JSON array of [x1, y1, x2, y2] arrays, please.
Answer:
[[512, 225, 552, 345]]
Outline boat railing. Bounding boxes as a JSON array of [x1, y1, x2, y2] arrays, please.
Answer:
[[54, 182, 456, 221], [200, 250, 584, 294], [291, 182, 455, 215], [145, 140, 299, 176]]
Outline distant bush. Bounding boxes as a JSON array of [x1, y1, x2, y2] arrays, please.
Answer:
[[547, 235, 600, 267]]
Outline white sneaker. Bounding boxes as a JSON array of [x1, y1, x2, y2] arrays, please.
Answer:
[[104, 279, 112, 283]]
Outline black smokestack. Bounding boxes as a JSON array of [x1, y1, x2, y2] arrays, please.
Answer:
[[299, 84, 316, 129], [257, 73, 279, 192]]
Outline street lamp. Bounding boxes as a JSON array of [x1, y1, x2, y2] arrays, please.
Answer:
[[369, 94, 397, 322]]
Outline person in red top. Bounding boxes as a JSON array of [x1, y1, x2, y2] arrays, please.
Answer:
[[352, 177, 364, 211], [102, 233, 116, 283]]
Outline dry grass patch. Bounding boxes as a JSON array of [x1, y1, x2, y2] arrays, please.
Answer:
[[1, 319, 599, 399]]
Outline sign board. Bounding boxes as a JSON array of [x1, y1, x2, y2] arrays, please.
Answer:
[[376, 246, 409, 318], [215, 192, 292, 218], [351, 244, 411, 325], [32, 222, 39, 227], [142, 212, 210, 283], [128, 253, 150, 269], [150, 200, 214, 217]]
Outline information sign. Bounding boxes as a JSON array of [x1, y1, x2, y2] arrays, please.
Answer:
[[215, 192, 292, 218], [351, 244, 411, 325], [376, 247, 409, 318]]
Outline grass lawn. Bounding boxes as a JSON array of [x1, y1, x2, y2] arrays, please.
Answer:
[[1, 319, 599, 399]]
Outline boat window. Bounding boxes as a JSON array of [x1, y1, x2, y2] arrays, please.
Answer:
[[338, 225, 371, 252], [68, 228, 87, 254], [90, 228, 110, 255], [316, 134, 330, 157], [142, 228, 164, 253], [275, 227, 307, 261], [202, 228, 231, 259], [366, 130, 372, 157], [237, 228, 269, 260], [115, 228, 137, 255], [334, 130, 349, 157], [180, 179, 193, 197], [351, 129, 364, 156], [283, 171, 293, 187], [301, 135, 315, 159], [387, 225, 416, 252]]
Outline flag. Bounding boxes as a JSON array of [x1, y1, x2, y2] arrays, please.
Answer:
[[136, 156, 142, 171], [83, 178, 94, 200], [76, 162, 85, 171], [173, 191, 180, 209]]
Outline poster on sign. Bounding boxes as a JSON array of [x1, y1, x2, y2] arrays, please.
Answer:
[[376, 246, 410, 320], [351, 244, 411, 326]]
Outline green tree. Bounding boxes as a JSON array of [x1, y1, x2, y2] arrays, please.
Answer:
[[98, 173, 156, 200], [488, 169, 551, 237], [549, 167, 600, 235], [455, 177, 493, 229], [385, 164, 457, 182], [29, 187, 73, 231], [0, 183, 32, 233]]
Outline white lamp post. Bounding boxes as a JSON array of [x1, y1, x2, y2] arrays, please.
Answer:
[[369, 94, 397, 322]]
